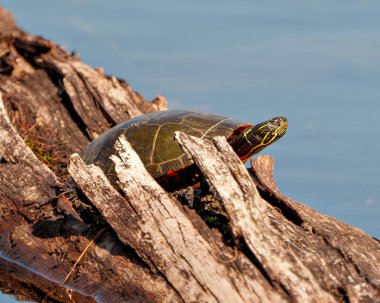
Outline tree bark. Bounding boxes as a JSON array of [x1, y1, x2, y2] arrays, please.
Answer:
[[1, 6, 380, 303]]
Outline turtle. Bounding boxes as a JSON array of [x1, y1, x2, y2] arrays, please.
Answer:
[[82, 110, 287, 190]]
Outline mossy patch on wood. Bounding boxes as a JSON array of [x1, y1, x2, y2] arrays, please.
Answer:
[[23, 135, 67, 177]]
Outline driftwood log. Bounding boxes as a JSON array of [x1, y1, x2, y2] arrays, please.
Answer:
[[0, 7, 380, 303]]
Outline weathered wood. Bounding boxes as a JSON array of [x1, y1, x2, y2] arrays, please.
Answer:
[[0, 7, 176, 302], [1, 5, 380, 303], [68, 136, 285, 303], [0, 5, 166, 166], [176, 133, 336, 302], [0, 91, 180, 303], [176, 133, 380, 301], [250, 155, 380, 301]]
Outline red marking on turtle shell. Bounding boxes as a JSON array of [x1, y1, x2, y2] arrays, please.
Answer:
[[231, 124, 253, 135], [166, 170, 179, 177]]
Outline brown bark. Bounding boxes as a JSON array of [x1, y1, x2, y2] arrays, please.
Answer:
[[1, 6, 380, 303]]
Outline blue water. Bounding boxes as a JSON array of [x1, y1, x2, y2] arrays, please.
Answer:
[[1, 1, 380, 301]]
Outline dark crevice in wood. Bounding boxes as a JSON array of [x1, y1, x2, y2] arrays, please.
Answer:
[[3, 35, 93, 143], [0, 50, 13, 75], [67, 187, 105, 226], [238, 235, 294, 300], [46, 69, 92, 141], [106, 232, 152, 270], [17, 211, 34, 225], [337, 287, 350, 303], [7, 36, 50, 73], [95, 98, 116, 128], [0, 64, 12, 75], [238, 237, 275, 289], [174, 188, 236, 249], [12, 36, 51, 58], [249, 169, 304, 227], [257, 185, 304, 227], [75, 70, 117, 128]]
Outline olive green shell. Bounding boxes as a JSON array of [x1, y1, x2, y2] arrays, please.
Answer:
[[83, 110, 245, 179]]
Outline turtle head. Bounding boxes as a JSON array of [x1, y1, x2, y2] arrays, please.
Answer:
[[236, 117, 288, 161]]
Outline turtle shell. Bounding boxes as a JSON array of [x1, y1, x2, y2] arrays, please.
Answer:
[[83, 110, 248, 181]]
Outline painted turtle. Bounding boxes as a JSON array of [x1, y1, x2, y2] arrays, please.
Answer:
[[83, 110, 287, 190]]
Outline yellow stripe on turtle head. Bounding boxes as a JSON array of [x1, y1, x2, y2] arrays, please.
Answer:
[[240, 117, 287, 159]]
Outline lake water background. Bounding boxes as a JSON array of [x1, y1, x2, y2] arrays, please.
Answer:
[[1, 1, 380, 302]]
